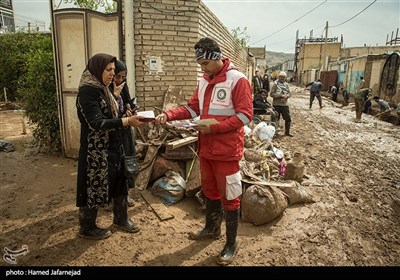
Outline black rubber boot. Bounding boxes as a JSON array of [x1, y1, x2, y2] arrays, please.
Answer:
[[217, 209, 240, 266], [78, 206, 112, 240], [189, 198, 223, 240], [285, 122, 293, 137], [113, 195, 140, 233]]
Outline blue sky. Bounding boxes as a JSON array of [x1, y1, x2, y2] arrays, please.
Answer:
[[12, 0, 400, 53]]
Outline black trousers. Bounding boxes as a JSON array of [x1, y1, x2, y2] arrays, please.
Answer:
[[274, 105, 291, 133], [310, 91, 322, 108]]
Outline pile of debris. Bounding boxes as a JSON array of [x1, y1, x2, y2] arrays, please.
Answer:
[[134, 86, 314, 225]]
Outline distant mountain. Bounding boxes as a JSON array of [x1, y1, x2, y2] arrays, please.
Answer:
[[265, 51, 294, 68]]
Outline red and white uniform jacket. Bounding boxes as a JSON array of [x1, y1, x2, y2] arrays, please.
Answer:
[[165, 58, 253, 161]]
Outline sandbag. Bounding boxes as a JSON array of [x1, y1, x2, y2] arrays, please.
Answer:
[[276, 181, 315, 205], [241, 185, 288, 226]]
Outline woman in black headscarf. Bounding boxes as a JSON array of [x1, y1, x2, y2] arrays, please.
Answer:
[[111, 60, 137, 112], [109, 60, 138, 206], [76, 53, 144, 239]]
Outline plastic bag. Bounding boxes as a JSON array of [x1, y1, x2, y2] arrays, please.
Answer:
[[253, 122, 275, 141], [151, 170, 186, 205]]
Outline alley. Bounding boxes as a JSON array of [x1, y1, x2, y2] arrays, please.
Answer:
[[1, 84, 399, 266]]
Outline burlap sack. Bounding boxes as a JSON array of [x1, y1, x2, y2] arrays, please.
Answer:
[[241, 185, 288, 226], [276, 181, 315, 205]]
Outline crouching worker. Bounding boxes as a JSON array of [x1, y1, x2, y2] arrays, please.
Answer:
[[253, 90, 279, 128], [76, 53, 146, 239], [373, 96, 392, 122], [155, 37, 253, 265]]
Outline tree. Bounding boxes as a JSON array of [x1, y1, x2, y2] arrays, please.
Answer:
[[0, 33, 61, 153], [74, 0, 117, 13], [21, 34, 60, 153], [231, 27, 250, 49]]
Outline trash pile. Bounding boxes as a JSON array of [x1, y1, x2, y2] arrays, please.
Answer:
[[134, 86, 314, 225], [134, 116, 314, 225]]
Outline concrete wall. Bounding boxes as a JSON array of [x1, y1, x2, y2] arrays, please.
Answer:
[[347, 56, 367, 94], [329, 54, 389, 95], [341, 46, 400, 58], [365, 55, 388, 95], [298, 42, 341, 72]]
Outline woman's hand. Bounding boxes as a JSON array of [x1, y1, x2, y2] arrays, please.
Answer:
[[127, 115, 145, 127], [113, 81, 125, 97]]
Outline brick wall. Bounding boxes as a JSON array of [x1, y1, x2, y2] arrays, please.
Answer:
[[132, 0, 251, 111], [198, 2, 250, 74]]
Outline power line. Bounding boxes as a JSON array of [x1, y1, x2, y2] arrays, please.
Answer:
[[268, 0, 377, 51], [330, 0, 377, 28], [250, 0, 327, 46], [13, 13, 45, 25]]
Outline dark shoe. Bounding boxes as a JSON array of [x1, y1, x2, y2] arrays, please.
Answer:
[[78, 206, 112, 239], [113, 196, 140, 233], [79, 226, 112, 240], [189, 227, 221, 240], [216, 209, 240, 266], [285, 133, 294, 137], [189, 198, 222, 240], [217, 241, 239, 266], [113, 219, 140, 233]]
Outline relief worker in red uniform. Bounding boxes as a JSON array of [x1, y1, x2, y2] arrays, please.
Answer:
[[155, 37, 253, 265]]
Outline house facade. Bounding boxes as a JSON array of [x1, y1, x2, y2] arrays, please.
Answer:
[[51, 0, 254, 157]]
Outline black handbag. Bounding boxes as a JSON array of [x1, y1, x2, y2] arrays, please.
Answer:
[[121, 144, 139, 177]]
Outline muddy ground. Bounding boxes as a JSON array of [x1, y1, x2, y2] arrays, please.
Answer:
[[0, 85, 399, 270]]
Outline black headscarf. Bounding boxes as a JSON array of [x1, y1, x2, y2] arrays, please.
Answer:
[[79, 53, 119, 118], [113, 60, 134, 109], [86, 53, 117, 85], [115, 60, 127, 75]]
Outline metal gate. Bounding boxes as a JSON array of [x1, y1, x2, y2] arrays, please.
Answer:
[[379, 52, 400, 102], [51, 7, 120, 158], [320, 71, 337, 91]]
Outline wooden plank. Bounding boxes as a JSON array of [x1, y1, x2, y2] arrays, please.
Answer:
[[185, 157, 201, 197], [166, 136, 198, 149], [135, 133, 170, 191], [135, 145, 161, 191], [141, 190, 174, 221]]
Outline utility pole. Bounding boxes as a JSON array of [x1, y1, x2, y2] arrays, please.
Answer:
[[294, 29, 299, 82], [323, 21, 328, 71]]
